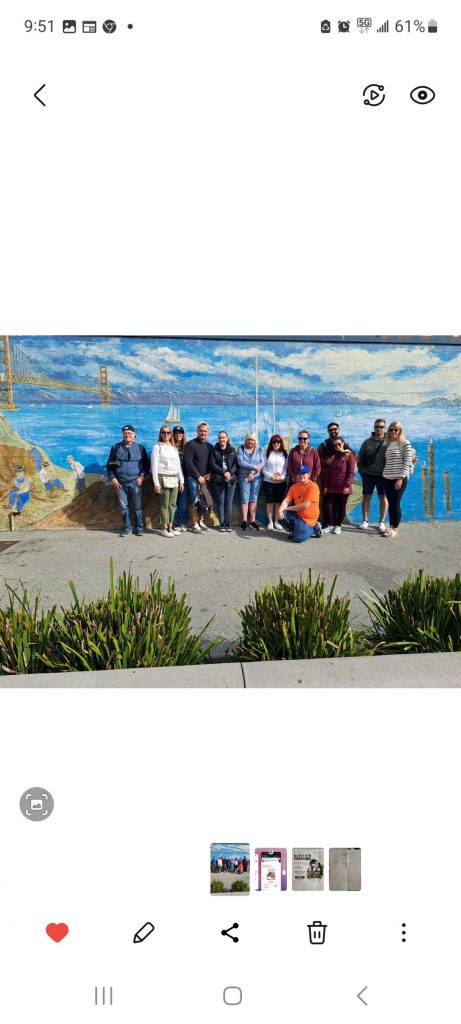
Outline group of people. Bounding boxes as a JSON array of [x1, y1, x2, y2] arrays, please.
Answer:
[[211, 856, 249, 874], [106, 418, 415, 541]]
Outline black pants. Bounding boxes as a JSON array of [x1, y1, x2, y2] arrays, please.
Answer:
[[383, 477, 408, 528], [323, 492, 349, 527]]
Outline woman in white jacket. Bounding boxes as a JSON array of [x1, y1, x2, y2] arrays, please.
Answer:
[[382, 421, 413, 538], [150, 425, 184, 537], [263, 434, 288, 529]]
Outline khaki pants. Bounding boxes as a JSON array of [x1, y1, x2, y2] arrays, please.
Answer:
[[159, 481, 179, 525]]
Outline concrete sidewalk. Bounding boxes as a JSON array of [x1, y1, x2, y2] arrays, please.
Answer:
[[1, 521, 460, 658], [2, 652, 460, 687]]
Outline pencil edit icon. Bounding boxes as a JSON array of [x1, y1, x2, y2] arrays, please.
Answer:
[[133, 922, 155, 944]]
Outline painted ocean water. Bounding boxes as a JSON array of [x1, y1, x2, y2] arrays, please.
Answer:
[[6, 403, 461, 522]]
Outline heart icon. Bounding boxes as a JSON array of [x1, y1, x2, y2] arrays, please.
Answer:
[[46, 923, 69, 943]]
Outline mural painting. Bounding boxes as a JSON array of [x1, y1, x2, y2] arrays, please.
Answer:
[[1, 335, 460, 531]]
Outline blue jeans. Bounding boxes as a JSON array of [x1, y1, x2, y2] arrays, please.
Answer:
[[283, 510, 315, 543], [116, 480, 143, 532], [212, 481, 236, 525], [174, 485, 190, 527], [186, 476, 199, 502]]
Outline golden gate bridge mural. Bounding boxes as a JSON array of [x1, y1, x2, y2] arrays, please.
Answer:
[[0, 336, 111, 410]]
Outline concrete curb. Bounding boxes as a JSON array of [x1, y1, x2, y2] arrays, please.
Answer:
[[1, 652, 460, 687]]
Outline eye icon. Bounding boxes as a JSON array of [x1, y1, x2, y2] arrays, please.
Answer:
[[410, 86, 435, 105]]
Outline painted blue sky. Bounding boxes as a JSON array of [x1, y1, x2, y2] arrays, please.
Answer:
[[210, 843, 250, 860], [10, 336, 461, 405]]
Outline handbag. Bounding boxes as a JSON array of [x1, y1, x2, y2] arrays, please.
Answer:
[[159, 474, 178, 489]]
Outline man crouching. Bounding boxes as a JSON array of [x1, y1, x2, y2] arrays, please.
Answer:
[[278, 466, 321, 542]]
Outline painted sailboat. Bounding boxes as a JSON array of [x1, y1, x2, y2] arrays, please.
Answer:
[[165, 400, 181, 425]]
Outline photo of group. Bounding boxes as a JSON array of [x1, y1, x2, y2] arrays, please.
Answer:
[[210, 843, 250, 894], [1, 335, 460, 683]]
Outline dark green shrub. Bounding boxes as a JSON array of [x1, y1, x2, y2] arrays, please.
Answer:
[[0, 561, 219, 674], [235, 572, 359, 661], [361, 570, 461, 654], [210, 879, 226, 893], [0, 588, 57, 675], [231, 879, 250, 892]]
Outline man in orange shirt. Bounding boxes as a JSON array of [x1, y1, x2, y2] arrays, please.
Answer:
[[278, 466, 321, 542]]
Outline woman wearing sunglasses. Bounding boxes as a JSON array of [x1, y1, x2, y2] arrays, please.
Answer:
[[382, 421, 413, 537], [287, 430, 321, 484], [150, 425, 184, 537], [262, 434, 288, 529], [172, 426, 189, 532]]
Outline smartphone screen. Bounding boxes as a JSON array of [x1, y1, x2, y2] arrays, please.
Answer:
[[0, 3, 460, 1022]]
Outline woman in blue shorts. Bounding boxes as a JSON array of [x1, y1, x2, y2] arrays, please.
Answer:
[[236, 432, 265, 531]]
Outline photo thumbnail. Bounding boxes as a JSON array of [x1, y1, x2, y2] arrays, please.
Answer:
[[1, 335, 460, 685], [329, 848, 361, 891], [292, 848, 325, 890], [254, 848, 287, 891], [210, 844, 250, 894]]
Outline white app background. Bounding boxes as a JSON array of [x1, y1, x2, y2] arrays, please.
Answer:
[[1, 689, 460, 1022]]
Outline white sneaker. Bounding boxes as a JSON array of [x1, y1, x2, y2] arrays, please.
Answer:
[[192, 522, 202, 533], [322, 526, 333, 534], [378, 521, 386, 534], [274, 521, 284, 531], [360, 520, 369, 530], [267, 521, 274, 530], [180, 525, 188, 532], [161, 527, 172, 538], [172, 527, 182, 535], [333, 526, 342, 535], [199, 521, 209, 530]]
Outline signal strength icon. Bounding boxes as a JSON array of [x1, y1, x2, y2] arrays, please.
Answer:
[[377, 20, 389, 32]]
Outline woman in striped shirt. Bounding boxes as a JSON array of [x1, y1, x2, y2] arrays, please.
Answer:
[[382, 421, 413, 537]]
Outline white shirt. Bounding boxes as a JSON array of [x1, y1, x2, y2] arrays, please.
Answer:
[[263, 450, 288, 481], [150, 443, 184, 487]]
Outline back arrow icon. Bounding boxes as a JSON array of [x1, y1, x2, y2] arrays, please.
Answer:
[[357, 986, 368, 1005], [34, 84, 46, 106]]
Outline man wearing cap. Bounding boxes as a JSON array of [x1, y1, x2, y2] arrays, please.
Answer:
[[106, 425, 150, 537], [277, 466, 321, 542]]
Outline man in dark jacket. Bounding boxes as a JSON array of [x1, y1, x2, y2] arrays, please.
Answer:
[[183, 422, 214, 531], [106, 424, 150, 536], [356, 418, 388, 533]]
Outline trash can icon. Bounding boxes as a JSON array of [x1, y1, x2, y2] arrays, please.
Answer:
[[308, 921, 327, 945]]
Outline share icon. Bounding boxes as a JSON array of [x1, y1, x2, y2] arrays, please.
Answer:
[[221, 923, 239, 942]]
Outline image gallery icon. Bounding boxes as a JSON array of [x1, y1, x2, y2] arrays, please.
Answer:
[[62, 19, 76, 32], [19, 788, 54, 821]]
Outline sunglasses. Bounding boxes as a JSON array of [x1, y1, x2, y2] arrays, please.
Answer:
[[298, 436, 309, 441], [161, 430, 171, 435], [328, 428, 339, 432], [272, 440, 282, 445], [390, 427, 400, 432]]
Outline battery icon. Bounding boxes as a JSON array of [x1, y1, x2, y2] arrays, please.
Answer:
[[428, 19, 438, 32]]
